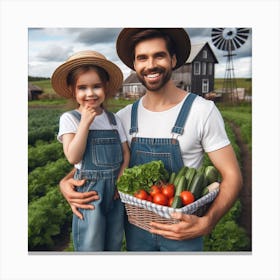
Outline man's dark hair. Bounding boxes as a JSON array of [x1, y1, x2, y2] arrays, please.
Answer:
[[130, 29, 176, 62]]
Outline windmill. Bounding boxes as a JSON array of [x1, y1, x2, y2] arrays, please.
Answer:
[[211, 28, 250, 103]]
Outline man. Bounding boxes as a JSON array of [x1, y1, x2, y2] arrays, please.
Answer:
[[59, 28, 242, 251]]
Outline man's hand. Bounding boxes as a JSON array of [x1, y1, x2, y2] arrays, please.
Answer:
[[149, 212, 211, 240], [59, 174, 99, 220]]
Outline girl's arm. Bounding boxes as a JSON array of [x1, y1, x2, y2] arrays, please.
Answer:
[[62, 106, 100, 164], [62, 122, 90, 164]]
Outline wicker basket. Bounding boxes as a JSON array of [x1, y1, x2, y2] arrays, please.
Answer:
[[119, 189, 219, 231]]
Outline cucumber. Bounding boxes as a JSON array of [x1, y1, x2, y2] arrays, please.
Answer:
[[197, 165, 205, 174], [171, 195, 182, 208], [174, 176, 187, 196], [189, 173, 205, 199], [174, 166, 188, 187], [202, 182, 220, 196], [185, 167, 197, 190], [205, 166, 219, 184], [169, 172, 176, 184]]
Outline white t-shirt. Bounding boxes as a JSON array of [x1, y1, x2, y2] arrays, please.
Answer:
[[57, 110, 127, 169], [116, 94, 230, 169]]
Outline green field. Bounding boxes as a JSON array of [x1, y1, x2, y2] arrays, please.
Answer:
[[29, 77, 252, 98], [28, 97, 252, 252]]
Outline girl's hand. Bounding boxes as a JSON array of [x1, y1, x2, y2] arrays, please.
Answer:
[[80, 105, 102, 126]]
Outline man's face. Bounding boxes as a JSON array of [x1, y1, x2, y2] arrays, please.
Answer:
[[133, 37, 177, 92]]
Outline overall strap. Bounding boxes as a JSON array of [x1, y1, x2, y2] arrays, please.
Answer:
[[68, 110, 81, 122], [171, 93, 197, 135], [129, 99, 140, 135], [104, 109, 117, 126]]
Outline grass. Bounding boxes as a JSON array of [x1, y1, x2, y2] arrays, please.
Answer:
[[214, 78, 252, 96]]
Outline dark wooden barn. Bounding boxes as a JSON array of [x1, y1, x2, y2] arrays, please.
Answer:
[[28, 83, 43, 100]]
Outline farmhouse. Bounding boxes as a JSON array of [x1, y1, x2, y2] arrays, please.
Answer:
[[28, 83, 43, 100], [122, 42, 218, 99]]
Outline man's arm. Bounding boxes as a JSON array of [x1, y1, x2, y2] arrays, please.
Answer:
[[59, 168, 100, 220], [149, 144, 242, 240]]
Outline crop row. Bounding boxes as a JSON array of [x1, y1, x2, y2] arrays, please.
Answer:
[[28, 105, 251, 251]]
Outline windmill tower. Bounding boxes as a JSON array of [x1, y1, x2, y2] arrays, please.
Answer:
[[211, 28, 250, 103]]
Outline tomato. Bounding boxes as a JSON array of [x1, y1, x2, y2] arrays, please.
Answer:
[[180, 191, 195, 206], [134, 189, 148, 200], [146, 194, 153, 202], [161, 184, 175, 199], [168, 196, 174, 207], [152, 193, 168, 206], [149, 185, 162, 197]]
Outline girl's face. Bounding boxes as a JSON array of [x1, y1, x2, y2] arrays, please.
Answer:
[[74, 69, 107, 110]]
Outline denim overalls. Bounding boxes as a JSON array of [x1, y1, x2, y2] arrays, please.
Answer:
[[125, 93, 203, 251], [69, 110, 124, 251]]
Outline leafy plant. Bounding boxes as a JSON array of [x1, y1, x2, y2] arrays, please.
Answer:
[[28, 187, 72, 250], [203, 200, 250, 251], [117, 160, 169, 194], [28, 158, 72, 202], [28, 141, 64, 172]]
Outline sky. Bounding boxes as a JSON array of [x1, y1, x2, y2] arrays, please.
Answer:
[[28, 27, 252, 80]]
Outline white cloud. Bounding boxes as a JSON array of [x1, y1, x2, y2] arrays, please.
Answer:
[[28, 28, 252, 79]]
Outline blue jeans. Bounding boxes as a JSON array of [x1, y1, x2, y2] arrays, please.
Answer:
[[69, 110, 124, 251], [73, 174, 125, 251]]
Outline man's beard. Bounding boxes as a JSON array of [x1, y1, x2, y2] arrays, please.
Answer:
[[136, 66, 173, 92]]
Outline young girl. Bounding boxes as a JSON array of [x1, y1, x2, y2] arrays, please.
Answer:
[[52, 50, 130, 251]]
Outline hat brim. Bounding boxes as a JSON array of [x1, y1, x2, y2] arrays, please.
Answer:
[[116, 28, 191, 70], [51, 57, 123, 99]]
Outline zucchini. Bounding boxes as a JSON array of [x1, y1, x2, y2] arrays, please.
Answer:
[[202, 182, 220, 196], [169, 172, 176, 184], [205, 166, 219, 184], [189, 173, 205, 199], [171, 195, 182, 208], [197, 165, 205, 174], [174, 176, 187, 196], [174, 166, 188, 187], [185, 167, 197, 190]]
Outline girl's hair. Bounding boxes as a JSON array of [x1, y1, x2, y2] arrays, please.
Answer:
[[67, 64, 109, 89], [66, 65, 110, 107], [130, 29, 176, 63]]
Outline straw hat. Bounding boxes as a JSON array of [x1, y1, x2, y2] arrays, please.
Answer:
[[116, 28, 191, 70], [51, 50, 123, 98]]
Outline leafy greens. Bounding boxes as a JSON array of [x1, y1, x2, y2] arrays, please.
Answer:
[[116, 160, 169, 195]]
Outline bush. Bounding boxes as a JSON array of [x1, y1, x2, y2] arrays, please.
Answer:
[[28, 158, 72, 202], [28, 141, 64, 172], [203, 200, 250, 251], [28, 187, 72, 250]]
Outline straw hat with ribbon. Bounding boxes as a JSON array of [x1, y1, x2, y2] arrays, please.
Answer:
[[116, 28, 191, 70], [51, 50, 123, 99]]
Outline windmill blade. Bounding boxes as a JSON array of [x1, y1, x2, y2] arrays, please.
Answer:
[[233, 36, 246, 48], [211, 27, 250, 51]]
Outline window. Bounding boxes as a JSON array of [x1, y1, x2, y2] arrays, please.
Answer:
[[194, 61, 200, 75], [202, 79, 209, 93], [202, 62, 207, 75], [208, 63, 213, 75], [202, 50, 207, 59]]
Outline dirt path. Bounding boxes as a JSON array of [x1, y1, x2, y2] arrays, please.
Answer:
[[229, 122, 252, 249]]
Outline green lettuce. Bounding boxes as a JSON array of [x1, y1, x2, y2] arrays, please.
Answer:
[[116, 160, 169, 195]]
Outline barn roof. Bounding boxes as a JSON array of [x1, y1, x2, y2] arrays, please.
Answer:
[[186, 42, 218, 63], [28, 83, 43, 91], [123, 72, 140, 84]]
